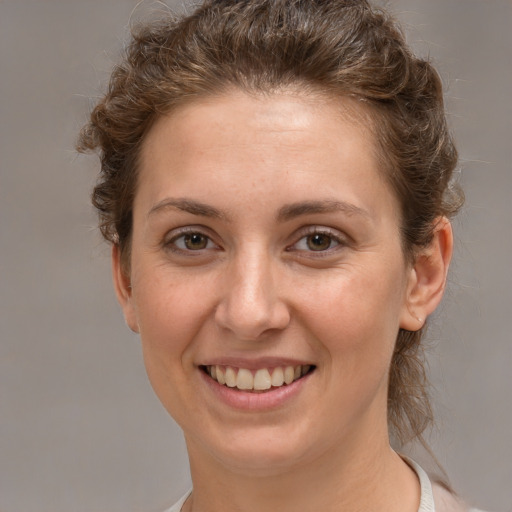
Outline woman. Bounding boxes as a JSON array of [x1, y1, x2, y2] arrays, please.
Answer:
[[78, 1, 483, 510]]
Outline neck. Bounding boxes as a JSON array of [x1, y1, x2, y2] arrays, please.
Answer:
[[183, 426, 420, 512]]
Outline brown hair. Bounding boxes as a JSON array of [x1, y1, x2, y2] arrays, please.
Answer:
[[77, 0, 463, 445]]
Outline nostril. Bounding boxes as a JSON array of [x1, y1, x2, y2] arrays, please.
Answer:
[[214, 298, 291, 340]]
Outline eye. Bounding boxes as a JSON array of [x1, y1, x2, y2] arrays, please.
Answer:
[[179, 233, 210, 250], [166, 230, 218, 252], [304, 233, 338, 251], [291, 229, 342, 253]]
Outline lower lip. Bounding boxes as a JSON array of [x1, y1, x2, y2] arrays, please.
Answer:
[[199, 369, 313, 411]]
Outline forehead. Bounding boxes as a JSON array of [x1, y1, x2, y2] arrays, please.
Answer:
[[136, 90, 396, 220], [144, 88, 376, 148]]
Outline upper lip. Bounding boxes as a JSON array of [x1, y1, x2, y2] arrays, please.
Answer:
[[197, 357, 315, 370]]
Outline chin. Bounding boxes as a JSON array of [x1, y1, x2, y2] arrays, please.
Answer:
[[194, 421, 324, 476]]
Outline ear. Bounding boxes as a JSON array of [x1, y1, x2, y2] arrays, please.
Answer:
[[400, 217, 453, 331], [111, 244, 139, 333]]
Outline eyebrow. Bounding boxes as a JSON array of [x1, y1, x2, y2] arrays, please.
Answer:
[[276, 200, 370, 222], [148, 198, 227, 220], [147, 198, 369, 222]]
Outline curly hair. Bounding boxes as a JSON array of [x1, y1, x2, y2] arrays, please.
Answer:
[[77, 0, 463, 445]]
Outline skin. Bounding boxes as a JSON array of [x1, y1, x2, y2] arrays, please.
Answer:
[[113, 90, 453, 512]]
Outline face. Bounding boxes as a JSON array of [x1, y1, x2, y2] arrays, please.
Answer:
[[114, 90, 421, 474]]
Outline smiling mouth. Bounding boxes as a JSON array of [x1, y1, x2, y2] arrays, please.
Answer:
[[201, 364, 315, 392]]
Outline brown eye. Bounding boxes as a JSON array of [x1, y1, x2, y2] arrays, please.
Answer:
[[290, 230, 342, 254], [165, 229, 219, 255], [183, 233, 209, 250], [306, 233, 333, 251]]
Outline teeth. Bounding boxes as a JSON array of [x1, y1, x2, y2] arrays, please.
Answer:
[[205, 364, 312, 391], [284, 366, 295, 385], [236, 368, 253, 390], [216, 367, 226, 385], [270, 367, 284, 387], [253, 369, 272, 390], [225, 367, 237, 388]]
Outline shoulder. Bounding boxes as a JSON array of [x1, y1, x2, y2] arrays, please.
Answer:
[[432, 483, 467, 512], [432, 483, 489, 512], [161, 490, 191, 512]]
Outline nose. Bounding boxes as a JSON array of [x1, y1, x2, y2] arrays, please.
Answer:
[[214, 249, 291, 340]]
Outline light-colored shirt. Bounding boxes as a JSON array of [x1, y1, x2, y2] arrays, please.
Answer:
[[163, 459, 487, 512]]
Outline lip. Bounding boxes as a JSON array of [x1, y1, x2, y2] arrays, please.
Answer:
[[198, 363, 314, 411]]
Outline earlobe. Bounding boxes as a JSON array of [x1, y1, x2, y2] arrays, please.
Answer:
[[111, 244, 140, 333], [400, 218, 453, 331]]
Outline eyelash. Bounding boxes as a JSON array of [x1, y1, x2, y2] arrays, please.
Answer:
[[163, 227, 219, 254], [163, 226, 346, 256], [287, 227, 346, 256]]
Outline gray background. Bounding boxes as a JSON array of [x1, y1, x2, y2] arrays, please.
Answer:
[[1, 1, 510, 511]]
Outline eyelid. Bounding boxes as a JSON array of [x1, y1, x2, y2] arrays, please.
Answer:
[[286, 226, 348, 253], [162, 225, 348, 254], [163, 225, 220, 252]]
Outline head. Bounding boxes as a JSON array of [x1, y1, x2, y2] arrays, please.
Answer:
[[78, 0, 462, 447]]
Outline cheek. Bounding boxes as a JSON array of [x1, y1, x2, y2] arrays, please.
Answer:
[[297, 273, 403, 422], [299, 267, 405, 328], [132, 271, 215, 418], [132, 268, 216, 359], [294, 267, 405, 369]]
